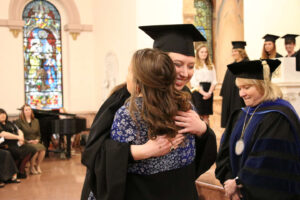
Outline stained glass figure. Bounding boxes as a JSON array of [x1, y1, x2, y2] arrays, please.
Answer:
[[23, 0, 63, 109], [194, 0, 213, 58]]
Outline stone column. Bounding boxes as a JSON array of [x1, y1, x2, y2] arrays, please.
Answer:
[[214, 0, 244, 83], [183, 0, 244, 83]]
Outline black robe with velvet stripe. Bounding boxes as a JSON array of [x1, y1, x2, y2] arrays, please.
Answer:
[[215, 99, 300, 200], [81, 85, 217, 200]]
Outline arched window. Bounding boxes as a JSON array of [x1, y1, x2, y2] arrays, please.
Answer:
[[23, 0, 63, 109], [194, 0, 213, 57]]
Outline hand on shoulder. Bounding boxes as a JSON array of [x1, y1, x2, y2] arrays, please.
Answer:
[[174, 110, 207, 137]]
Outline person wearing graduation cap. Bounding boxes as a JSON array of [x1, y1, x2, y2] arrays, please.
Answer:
[[261, 34, 282, 59], [282, 34, 300, 71], [220, 41, 249, 128], [215, 59, 300, 200], [282, 34, 299, 57], [81, 24, 217, 200]]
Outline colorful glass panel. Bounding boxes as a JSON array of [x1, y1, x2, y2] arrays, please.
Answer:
[[23, 0, 63, 109], [194, 0, 213, 58]]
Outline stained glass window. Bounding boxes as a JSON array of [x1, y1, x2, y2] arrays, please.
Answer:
[[23, 0, 63, 109], [194, 0, 213, 57]]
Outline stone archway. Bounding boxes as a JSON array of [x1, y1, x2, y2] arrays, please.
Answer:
[[1, 0, 92, 39]]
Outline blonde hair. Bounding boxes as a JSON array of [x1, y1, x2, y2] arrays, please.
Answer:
[[235, 61, 282, 102], [235, 48, 249, 61], [195, 45, 214, 70], [261, 42, 277, 59]]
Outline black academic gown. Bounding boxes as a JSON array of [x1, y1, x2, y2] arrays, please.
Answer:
[[81, 85, 217, 200], [220, 59, 248, 128], [215, 99, 300, 200], [294, 49, 300, 71], [275, 52, 282, 58]]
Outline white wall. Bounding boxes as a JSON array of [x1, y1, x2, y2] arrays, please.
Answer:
[[136, 0, 183, 49], [0, 0, 96, 114], [0, 0, 184, 115], [93, 0, 138, 107], [2, 0, 300, 115], [244, 0, 300, 60]]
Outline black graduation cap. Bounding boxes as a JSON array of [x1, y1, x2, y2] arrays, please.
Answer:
[[263, 34, 280, 42], [227, 59, 281, 80], [282, 34, 299, 44], [232, 41, 247, 49], [139, 24, 206, 57]]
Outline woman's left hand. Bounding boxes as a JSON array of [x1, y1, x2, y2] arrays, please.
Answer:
[[174, 110, 207, 137], [224, 179, 243, 200], [202, 92, 211, 100], [224, 179, 237, 197]]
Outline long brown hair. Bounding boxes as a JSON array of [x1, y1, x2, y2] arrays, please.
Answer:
[[19, 104, 35, 122], [195, 45, 213, 70], [261, 42, 276, 59], [129, 48, 191, 139]]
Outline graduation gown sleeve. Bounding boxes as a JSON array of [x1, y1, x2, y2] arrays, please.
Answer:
[[216, 106, 300, 200], [194, 125, 217, 177], [215, 110, 241, 184], [183, 85, 217, 176], [295, 49, 300, 71], [237, 111, 300, 200], [81, 85, 130, 200]]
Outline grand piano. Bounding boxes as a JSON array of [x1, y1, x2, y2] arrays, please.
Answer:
[[32, 109, 86, 158]]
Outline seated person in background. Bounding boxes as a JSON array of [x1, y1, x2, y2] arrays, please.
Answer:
[[0, 149, 20, 187], [16, 104, 46, 175], [0, 108, 36, 179]]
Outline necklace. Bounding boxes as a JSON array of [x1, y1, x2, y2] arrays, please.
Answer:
[[235, 104, 261, 155]]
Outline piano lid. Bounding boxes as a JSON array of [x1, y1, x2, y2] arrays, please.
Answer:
[[31, 109, 76, 117]]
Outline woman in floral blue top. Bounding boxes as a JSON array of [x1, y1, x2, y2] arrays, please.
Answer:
[[109, 48, 196, 199], [82, 24, 217, 200], [111, 47, 197, 174]]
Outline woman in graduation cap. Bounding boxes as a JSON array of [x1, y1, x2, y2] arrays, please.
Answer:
[[282, 34, 299, 57], [282, 34, 300, 71], [81, 24, 217, 200], [215, 59, 300, 200], [261, 34, 282, 59], [220, 41, 249, 128]]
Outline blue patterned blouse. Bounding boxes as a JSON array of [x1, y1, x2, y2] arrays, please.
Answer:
[[110, 97, 196, 175]]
